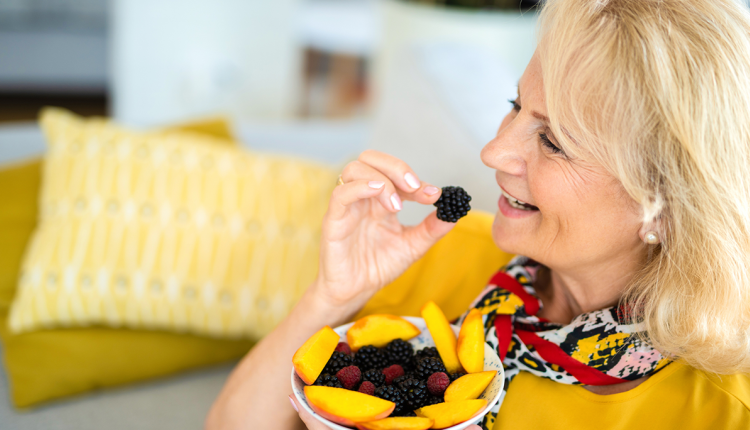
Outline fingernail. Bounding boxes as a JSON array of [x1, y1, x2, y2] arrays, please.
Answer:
[[404, 172, 420, 189], [390, 193, 402, 211], [289, 395, 299, 413], [424, 186, 439, 196], [368, 181, 385, 189]]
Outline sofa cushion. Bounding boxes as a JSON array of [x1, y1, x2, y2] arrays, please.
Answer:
[[8, 108, 337, 339], [0, 117, 258, 408]]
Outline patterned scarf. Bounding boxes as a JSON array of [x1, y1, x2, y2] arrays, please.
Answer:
[[458, 256, 670, 430]]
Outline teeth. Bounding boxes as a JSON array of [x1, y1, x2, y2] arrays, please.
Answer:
[[501, 189, 536, 211]]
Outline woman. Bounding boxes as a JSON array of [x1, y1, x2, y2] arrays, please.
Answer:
[[207, 0, 750, 428]]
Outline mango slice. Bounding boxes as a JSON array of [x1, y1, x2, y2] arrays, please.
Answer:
[[304, 386, 395, 427], [355, 417, 434, 430], [293, 325, 340, 384], [457, 308, 485, 373], [346, 314, 421, 352], [421, 301, 462, 373], [415, 399, 487, 429], [444, 371, 497, 402]]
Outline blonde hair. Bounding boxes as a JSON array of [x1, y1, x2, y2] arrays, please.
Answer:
[[538, 0, 750, 374]]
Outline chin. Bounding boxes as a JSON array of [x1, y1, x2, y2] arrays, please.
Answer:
[[492, 212, 527, 256]]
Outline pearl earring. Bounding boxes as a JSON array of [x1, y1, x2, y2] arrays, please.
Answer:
[[644, 231, 660, 245]]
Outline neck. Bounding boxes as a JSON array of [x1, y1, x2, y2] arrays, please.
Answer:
[[535, 257, 640, 325]]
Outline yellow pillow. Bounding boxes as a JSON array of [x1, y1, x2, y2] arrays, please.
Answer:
[[8, 108, 337, 339], [0, 119, 256, 408]]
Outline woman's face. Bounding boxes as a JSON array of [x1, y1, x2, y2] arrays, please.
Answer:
[[481, 54, 644, 273]]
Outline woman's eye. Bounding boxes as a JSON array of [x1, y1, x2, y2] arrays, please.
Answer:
[[508, 99, 521, 112], [539, 133, 565, 156]]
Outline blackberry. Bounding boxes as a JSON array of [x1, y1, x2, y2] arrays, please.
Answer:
[[449, 372, 467, 383], [415, 357, 447, 380], [400, 411, 417, 417], [313, 373, 342, 388], [374, 385, 408, 416], [323, 351, 353, 376], [399, 378, 429, 409], [434, 186, 471, 223], [362, 368, 385, 387], [354, 345, 389, 371], [424, 395, 444, 407], [415, 347, 440, 360], [384, 339, 414, 369], [392, 373, 415, 387], [412, 347, 441, 370]]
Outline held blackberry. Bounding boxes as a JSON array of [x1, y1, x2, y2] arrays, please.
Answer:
[[414, 356, 447, 380], [354, 345, 389, 371], [323, 351, 353, 376], [313, 373, 343, 388], [434, 186, 471, 222]]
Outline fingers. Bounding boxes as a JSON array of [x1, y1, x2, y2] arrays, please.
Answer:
[[327, 178, 387, 221], [290, 395, 332, 430], [358, 150, 424, 195], [343, 156, 441, 209], [341, 161, 404, 213], [466, 425, 483, 430], [403, 210, 456, 258]]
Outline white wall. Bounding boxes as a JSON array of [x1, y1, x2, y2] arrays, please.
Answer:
[[111, 0, 302, 127]]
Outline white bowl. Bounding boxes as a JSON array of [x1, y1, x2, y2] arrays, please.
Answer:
[[291, 316, 505, 430]]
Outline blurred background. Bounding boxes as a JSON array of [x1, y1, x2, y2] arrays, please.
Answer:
[[0, 2, 538, 428], [0, 0, 539, 223]]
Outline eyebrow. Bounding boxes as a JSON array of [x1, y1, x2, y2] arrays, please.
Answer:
[[531, 111, 550, 123], [516, 82, 550, 123]]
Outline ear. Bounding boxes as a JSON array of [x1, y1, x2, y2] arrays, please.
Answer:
[[638, 218, 663, 244]]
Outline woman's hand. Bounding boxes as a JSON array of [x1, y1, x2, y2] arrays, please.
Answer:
[[289, 395, 482, 430], [309, 150, 455, 316]]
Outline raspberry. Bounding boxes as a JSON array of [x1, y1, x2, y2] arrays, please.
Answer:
[[358, 381, 376, 396], [354, 345, 389, 371], [334, 342, 352, 355], [434, 186, 471, 223], [449, 372, 467, 383], [362, 368, 385, 387], [313, 374, 342, 388], [427, 372, 450, 395], [384, 339, 414, 369], [415, 357, 447, 380], [382, 364, 405, 385], [323, 351, 353, 375], [335, 365, 361, 390]]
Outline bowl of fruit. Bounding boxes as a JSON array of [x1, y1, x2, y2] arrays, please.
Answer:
[[291, 301, 505, 430]]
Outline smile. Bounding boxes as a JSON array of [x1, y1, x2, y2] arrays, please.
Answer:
[[500, 188, 539, 211]]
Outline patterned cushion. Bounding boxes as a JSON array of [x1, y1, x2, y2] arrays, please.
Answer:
[[8, 108, 337, 339]]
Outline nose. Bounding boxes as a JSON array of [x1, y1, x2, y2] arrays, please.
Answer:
[[480, 120, 527, 177]]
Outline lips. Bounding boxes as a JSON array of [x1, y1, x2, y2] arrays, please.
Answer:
[[500, 187, 538, 211]]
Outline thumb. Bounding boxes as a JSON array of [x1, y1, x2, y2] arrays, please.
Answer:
[[403, 210, 456, 257]]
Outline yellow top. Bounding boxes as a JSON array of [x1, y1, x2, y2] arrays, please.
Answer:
[[493, 361, 750, 429]]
